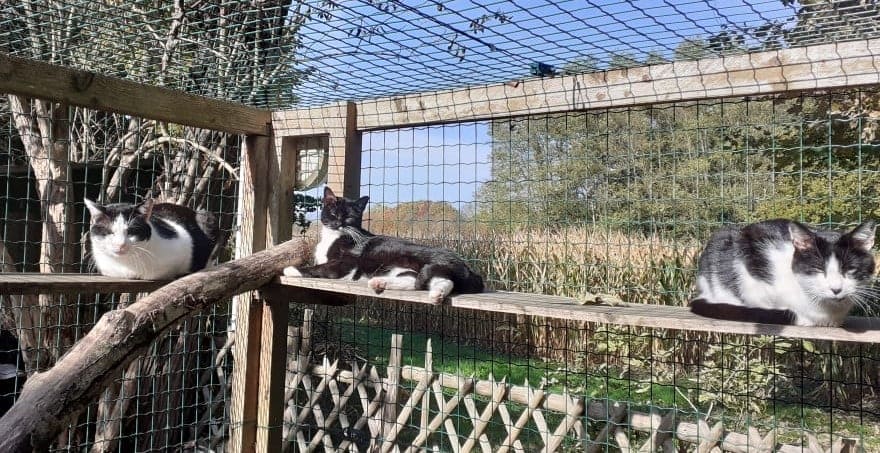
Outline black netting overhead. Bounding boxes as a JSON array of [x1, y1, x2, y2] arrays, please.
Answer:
[[1, 0, 879, 109]]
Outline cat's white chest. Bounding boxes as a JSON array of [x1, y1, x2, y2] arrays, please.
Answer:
[[735, 244, 805, 308], [314, 226, 342, 265]]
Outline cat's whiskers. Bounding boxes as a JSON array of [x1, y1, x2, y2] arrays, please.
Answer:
[[342, 226, 370, 250], [848, 293, 876, 317]]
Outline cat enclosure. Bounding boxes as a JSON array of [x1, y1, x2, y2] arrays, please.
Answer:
[[1, 1, 880, 452]]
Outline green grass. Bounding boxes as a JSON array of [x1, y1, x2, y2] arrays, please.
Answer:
[[323, 319, 879, 451]]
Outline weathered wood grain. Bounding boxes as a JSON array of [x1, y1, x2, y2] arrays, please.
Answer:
[[0, 273, 169, 294], [0, 53, 270, 135], [351, 38, 880, 130], [229, 134, 273, 453], [277, 277, 880, 343]]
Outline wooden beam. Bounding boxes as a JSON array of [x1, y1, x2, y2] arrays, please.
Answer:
[[272, 101, 361, 197], [0, 53, 271, 136], [353, 38, 880, 130], [253, 126, 296, 452], [229, 135, 272, 453], [276, 277, 880, 343], [0, 273, 168, 294], [328, 101, 362, 199], [254, 292, 289, 452]]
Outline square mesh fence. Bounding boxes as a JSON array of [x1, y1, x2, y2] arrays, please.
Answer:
[[0, 95, 240, 452], [279, 86, 880, 451]]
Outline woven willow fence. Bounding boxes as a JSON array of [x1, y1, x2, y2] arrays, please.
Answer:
[[283, 309, 861, 453]]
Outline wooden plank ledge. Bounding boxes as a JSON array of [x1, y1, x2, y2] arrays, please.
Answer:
[[275, 277, 880, 343], [0, 273, 170, 294]]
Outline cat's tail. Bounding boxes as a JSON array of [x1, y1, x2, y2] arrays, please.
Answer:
[[689, 298, 795, 325]]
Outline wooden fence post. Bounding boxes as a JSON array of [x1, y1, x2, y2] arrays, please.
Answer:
[[327, 101, 362, 198], [229, 134, 271, 453], [254, 127, 297, 452]]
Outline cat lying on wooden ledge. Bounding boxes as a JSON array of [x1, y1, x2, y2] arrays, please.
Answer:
[[690, 218, 876, 327], [283, 187, 485, 304], [85, 198, 220, 280]]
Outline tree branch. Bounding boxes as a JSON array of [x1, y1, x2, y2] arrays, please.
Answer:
[[0, 238, 310, 453]]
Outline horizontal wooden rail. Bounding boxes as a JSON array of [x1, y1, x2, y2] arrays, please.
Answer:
[[274, 38, 880, 131], [0, 273, 169, 294], [0, 53, 271, 136], [275, 277, 880, 343]]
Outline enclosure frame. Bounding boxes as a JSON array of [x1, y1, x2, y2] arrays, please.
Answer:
[[1, 35, 880, 452]]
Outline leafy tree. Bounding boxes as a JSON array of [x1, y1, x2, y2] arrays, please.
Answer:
[[479, 2, 880, 236]]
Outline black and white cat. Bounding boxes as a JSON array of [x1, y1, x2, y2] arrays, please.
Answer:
[[85, 198, 219, 280], [690, 219, 876, 327], [282, 187, 485, 303]]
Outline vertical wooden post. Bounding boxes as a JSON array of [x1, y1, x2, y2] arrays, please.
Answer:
[[382, 335, 403, 444], [327, 101, 362, 198], [254, 122, 298, 452], [253, 118, 296, 453], [229, 134, 271, 453]]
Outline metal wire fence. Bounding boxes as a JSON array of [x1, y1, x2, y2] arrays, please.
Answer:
[[2, 1, 880, 108], [270, 86, 880, 450], [2, 1, 880, 451], [283, 302, 879, 451], [0, 96, 240, 451]]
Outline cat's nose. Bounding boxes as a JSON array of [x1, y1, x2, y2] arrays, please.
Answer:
[[830, 287, 843, 295]]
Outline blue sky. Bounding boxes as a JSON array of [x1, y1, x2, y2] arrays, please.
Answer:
[[294, 0, 798, 206]]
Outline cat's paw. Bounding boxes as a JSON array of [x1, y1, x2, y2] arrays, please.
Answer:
[[283, 266, 302, 277], [368, 277, 387, 294], [428, 278, 454, 304]]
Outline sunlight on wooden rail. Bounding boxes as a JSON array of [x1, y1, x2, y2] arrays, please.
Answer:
[[276, 277, 880, 343]]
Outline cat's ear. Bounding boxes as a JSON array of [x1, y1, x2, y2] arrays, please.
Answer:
[[789, 222, 815, 251], [323, 186, 337, 205], [849, 220, 876, 251], [354, 196, 370, 212], [138, 198, 155, 221], [84, 198, 105, 220]]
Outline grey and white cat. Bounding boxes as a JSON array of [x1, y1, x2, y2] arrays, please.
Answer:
[[85, 198, 219, 280], [691, 219, 876, 327]]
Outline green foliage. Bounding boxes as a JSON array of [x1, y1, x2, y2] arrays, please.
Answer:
[[293, 192, 321, 234], [479, 89, 880, 236]]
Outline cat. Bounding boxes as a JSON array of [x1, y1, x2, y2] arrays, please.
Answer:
[[282, 187, 485, 304], [690, 218, 876, 327], [85, 197, 220, 280]]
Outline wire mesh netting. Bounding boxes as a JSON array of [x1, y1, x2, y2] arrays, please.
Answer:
[[1, 1, 879, 108], [273, 86, 880, 450], [283, 302, 879, 451], [3, 0, 880, 451], [0, 95, 240, 451]]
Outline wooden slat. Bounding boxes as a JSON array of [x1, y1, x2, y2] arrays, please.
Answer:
[[229, 134, 273, 453], [352, 38, 880, 130], [0, 53, 271, 136], [0, 273, 168, 294], [255, 293, 289, 452], [276, 277, 880, 343]]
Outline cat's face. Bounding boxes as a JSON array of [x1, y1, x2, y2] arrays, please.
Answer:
[[320, 187, 369, 230], [790, 221, 876, 302], [85, 199, 154, 256]]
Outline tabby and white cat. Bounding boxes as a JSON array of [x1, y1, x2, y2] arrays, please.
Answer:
[[283, 187, 485, 303], [690, 219, 876, 327], [85, 198, 219, 280]]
